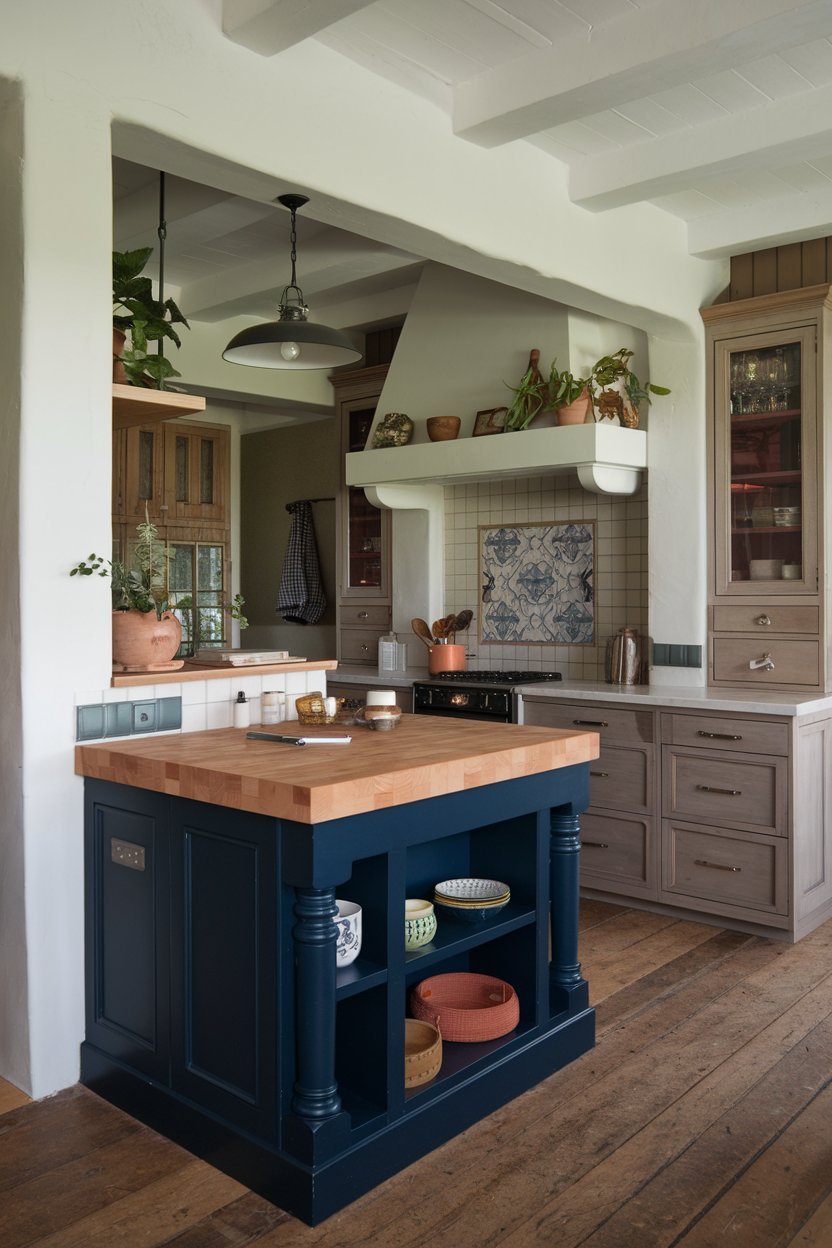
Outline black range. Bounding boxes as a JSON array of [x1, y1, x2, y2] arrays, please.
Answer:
[[413, 670, 562, 723]]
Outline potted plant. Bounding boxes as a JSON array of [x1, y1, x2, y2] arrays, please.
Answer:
[[113, 247, 190, 387], [544, 359, 592, 425], [504, 349, 548, 431], [70, 512, 183, 671], [590, 348, 671, 427]]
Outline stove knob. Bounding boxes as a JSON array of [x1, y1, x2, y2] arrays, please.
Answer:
[[450, 693, 470, 707]]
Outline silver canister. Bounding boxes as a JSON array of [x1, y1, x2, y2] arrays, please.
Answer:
[[605, 627, 646, 684]]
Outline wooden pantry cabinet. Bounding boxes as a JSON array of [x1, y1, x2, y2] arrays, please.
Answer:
[[521, 694, 832, 942], [330, 365, 392, 665], [702, 286, 832, 693]]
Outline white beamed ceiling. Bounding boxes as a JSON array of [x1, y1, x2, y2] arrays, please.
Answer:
[[218, 0, 832, 260]]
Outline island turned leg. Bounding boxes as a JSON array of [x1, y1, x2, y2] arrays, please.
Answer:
[[549, 810, 589, 1014], [284, 886, 350, 1163]]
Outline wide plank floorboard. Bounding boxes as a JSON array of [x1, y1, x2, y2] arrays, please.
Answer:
[[2, 903, 831, 1247]]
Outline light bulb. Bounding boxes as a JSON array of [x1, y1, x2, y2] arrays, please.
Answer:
[[280, 341, 301, 362]]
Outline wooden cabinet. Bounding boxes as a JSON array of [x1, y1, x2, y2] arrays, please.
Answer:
[[702, 287, 832, 692], [521, 693, 832, 941], [113, 419, 231, 656], [331, 366, 392, 665], [522, 699, 659, 901]]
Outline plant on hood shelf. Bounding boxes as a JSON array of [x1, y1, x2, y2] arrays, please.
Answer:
[[113, 246, 190, 387]]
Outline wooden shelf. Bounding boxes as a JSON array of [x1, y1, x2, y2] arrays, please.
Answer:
[[112, 384, 206, 430]]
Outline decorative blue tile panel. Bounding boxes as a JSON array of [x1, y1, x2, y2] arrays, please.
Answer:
[[480, 521, 594, 645]]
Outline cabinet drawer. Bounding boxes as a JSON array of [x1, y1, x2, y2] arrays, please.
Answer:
[[712, 637, 820, 688], [713, 605, 819, 635], [663, 747, 786, 835], [581, 812, 656, 899], [588, 745, 653, 815], [339, 629, 385, 664], [340, 604, 391, 629], [663, 713, 789, 757], [522, 699, 653, 744], [661, 821, 787, 916]]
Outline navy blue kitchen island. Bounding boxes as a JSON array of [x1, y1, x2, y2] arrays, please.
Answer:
[[76, 714, 598, 1225]]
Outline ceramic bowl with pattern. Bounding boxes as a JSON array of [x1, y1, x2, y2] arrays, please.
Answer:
[[334, 899, 362, 967], [434, 878, 510, 904], [405, 898, 437, 950]]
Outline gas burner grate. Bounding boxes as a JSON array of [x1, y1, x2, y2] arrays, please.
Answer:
[[429, 670, 561, 684]]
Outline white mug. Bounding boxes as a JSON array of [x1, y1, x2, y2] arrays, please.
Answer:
[[333, 899, 362, 967]]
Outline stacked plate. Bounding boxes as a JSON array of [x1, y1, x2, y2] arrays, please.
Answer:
[[433, 877, 510, 924]]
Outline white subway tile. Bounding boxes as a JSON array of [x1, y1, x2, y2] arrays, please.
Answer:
[[205, 678, 232, 702], [181, 704, 208, 733], [206, 701, 232, 729]]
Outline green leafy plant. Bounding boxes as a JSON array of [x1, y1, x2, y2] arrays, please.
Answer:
[[504, 358, 547, 431], [590, 348, 671, 411], [113, 247, 189, 387], [70, 513, 174, 618], [544, 360, 591, 410]]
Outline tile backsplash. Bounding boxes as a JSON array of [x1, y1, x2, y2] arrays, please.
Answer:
[[444, 475, 648, 680]]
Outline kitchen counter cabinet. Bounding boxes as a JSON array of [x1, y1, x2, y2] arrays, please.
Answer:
[[76, 716, 598, 1224], [519, 682, 832, 941]]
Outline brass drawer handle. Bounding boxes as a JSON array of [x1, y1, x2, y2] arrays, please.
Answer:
[[749, 652, 775, 672], [573, 719, 609, 728], [583, 840, 609, 849], [694, 858, 741, 873], [590, 770, 609, 778], [755, 614, 772, 626], [697, 730, 742, 741], [696, 784, 741, 796]]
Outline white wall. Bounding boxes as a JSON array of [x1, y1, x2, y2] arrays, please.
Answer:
[[0, 0, 725, 1096]]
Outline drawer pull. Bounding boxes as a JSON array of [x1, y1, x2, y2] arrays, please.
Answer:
[[360, 643, 369, 653], [696, 784, 741, 796], [755, 614, 772, 626], [590, 770, 609, 778], [749, 652, 775, 672], [697, 730, 742, 741], [694, 858, 741, 873], [583, 840, 609, 849], [573, 719, 609, 728], [358, 611, 369, 620]]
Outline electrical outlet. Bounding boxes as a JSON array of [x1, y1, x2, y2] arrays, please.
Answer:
[[132, 700, 158, 733]]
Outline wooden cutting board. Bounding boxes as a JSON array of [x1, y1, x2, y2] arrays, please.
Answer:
[[75, 715, 599, 824]]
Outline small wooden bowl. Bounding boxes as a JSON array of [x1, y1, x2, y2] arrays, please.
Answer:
[[404, 1018, 442, 1087], [426, 416, 461, 442]]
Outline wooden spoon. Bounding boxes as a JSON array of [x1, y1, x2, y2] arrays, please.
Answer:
[[411, 618, 435, 650], [452, 609, 473, 633]]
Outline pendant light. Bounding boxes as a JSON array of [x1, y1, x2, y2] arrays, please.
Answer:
[[222, 193, 362, 370]]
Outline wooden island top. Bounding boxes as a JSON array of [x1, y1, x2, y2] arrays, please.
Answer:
[[75, 714, 600, 824]]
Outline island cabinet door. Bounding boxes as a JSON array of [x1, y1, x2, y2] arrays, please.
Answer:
[[84, 781, 171, 1084], [169, 798, 278, 1143]]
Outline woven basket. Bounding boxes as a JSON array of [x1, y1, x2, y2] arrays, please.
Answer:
[[404, 1018, 442, 1087], [409, 973, 519, 1043], [295, 692, 344, 725]]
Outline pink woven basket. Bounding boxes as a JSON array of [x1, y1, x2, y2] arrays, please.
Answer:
[[409, 972, 519, 1043]]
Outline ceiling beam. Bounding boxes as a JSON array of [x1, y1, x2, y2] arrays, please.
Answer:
[[453, 0, 832, 148], [570, 83, 832, 212], [222, 0, 375, 56], [688, 187, 832, 258]]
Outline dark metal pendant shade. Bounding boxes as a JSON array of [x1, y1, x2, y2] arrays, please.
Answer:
[[222, 193, 362, 370]]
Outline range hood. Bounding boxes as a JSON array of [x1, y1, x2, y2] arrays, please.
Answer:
[[346, 422, 646, 496]]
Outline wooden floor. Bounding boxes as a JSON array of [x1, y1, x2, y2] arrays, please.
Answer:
[[3, 900, 832, 1246]]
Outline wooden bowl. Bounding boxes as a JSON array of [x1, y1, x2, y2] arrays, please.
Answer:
[[426, 416, 461, 442], [404, 1018, 442, 1087]]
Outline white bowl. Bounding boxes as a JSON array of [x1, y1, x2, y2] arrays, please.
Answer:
[[334, 899, 362, 967], [749, 559, 783, 580], [434, 877, 510, 903]]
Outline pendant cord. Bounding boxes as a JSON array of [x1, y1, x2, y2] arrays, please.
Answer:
[[288, 203, 298, 288], [157, 171, 167, 388]]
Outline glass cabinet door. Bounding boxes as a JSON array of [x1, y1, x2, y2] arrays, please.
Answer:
[[714, 325, 817, 596], [340, 401, 390, 599]]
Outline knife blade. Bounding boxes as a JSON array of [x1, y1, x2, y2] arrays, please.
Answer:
[[246, 732, 306, 746]]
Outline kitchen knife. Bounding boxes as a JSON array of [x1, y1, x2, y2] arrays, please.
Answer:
[[246, 732, 352, 746]]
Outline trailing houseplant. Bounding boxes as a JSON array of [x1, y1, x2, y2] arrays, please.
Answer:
[[113, 246, 189, 387], [70, 513, 183, 670], [504, 349, 547, 431], [590, 348, 671, 426]]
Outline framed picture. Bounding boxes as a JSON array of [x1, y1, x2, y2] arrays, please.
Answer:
[[479, 521, 594, 645], [473, 406, 508, 436]]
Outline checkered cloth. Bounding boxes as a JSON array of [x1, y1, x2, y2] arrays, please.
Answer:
[[277, 501, 326, 625]]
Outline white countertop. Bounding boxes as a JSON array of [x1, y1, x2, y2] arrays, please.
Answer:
[[516, 679, 832, 718]]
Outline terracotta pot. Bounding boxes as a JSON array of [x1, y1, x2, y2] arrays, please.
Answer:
[[112, 609, 183, 672], [426, 416, 461, 442], [556, 389, 591, 425], [113, 327, 128, 384]]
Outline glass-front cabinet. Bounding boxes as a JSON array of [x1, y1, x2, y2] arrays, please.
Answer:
[[703, 288, 830, 693], [714, 326, 816, 596]]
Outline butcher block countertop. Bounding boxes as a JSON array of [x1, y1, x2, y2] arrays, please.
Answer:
[[75, 714, 599, 824]]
